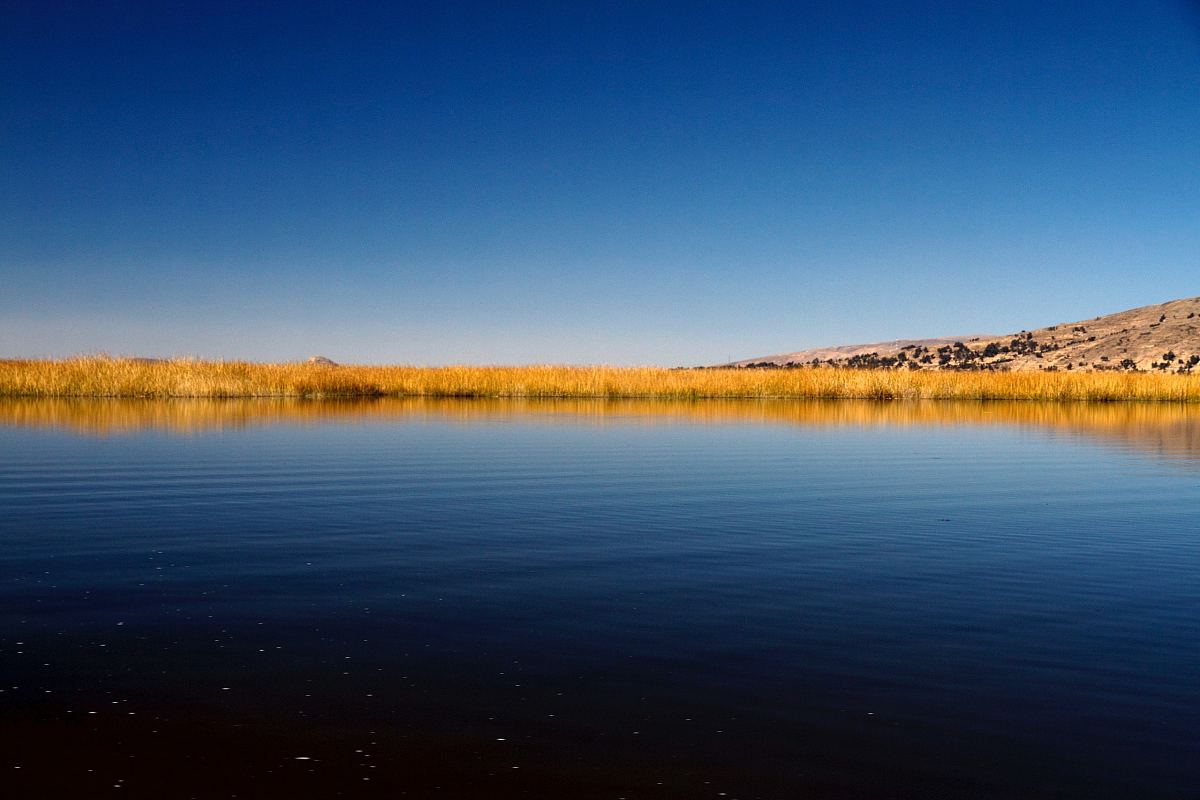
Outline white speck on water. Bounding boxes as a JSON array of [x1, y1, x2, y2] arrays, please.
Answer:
[[294, 756, 311, 761]]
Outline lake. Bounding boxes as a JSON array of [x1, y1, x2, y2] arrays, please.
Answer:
[[1, 398, 1198, 798]]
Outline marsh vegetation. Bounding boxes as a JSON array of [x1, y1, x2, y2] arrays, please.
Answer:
[[2, 356, 1200, 402]]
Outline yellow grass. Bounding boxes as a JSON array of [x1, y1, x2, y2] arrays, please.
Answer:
[[1, 356, 1199, 402]]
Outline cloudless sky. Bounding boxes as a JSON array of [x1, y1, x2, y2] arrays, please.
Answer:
[[2, 1, 1198, 364]]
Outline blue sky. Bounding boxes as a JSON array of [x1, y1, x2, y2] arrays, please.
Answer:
[[2, 1, 1198, 364]]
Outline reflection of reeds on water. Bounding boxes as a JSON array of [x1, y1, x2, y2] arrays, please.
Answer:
[[4, 396, 1200, 462], [3, 357, 1200, 402]]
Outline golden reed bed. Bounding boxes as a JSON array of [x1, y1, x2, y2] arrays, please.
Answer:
[[1, 356, 1199, 402]]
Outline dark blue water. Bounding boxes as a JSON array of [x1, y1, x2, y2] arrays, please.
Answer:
[[1, 400, 1198, 798]]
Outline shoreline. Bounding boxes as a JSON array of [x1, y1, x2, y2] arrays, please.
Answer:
[[2, 357, 1200, 403]]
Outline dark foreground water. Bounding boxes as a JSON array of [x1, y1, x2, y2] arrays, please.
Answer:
[[1, 398, 1198, 799]]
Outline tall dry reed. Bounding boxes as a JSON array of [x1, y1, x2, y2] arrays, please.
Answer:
[[1, 357, 1198, 402]]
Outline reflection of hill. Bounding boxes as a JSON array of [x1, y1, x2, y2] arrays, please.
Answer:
[[3, 397, 1200, 463]]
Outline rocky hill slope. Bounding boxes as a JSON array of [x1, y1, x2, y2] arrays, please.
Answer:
[[731, 296, 1200, 372]]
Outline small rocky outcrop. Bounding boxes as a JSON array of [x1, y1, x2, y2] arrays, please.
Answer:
[[306, 355, 339, 367]]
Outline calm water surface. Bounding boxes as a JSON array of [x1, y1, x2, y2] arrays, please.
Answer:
[[1, 399, 1198, 798]]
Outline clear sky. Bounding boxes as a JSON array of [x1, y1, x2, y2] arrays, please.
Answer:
[[2, 1, 1198, 365]]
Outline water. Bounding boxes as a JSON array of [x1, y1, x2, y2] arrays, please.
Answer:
[[2, 398, 1198, 798]]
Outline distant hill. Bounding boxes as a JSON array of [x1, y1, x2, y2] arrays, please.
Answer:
[[728, 296, 1200, 373]]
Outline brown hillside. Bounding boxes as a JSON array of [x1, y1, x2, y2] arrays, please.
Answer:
[[731, 296, 1200, 372]]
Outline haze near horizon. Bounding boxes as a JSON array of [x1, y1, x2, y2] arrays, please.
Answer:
[[3, 1, 1198, 365]]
